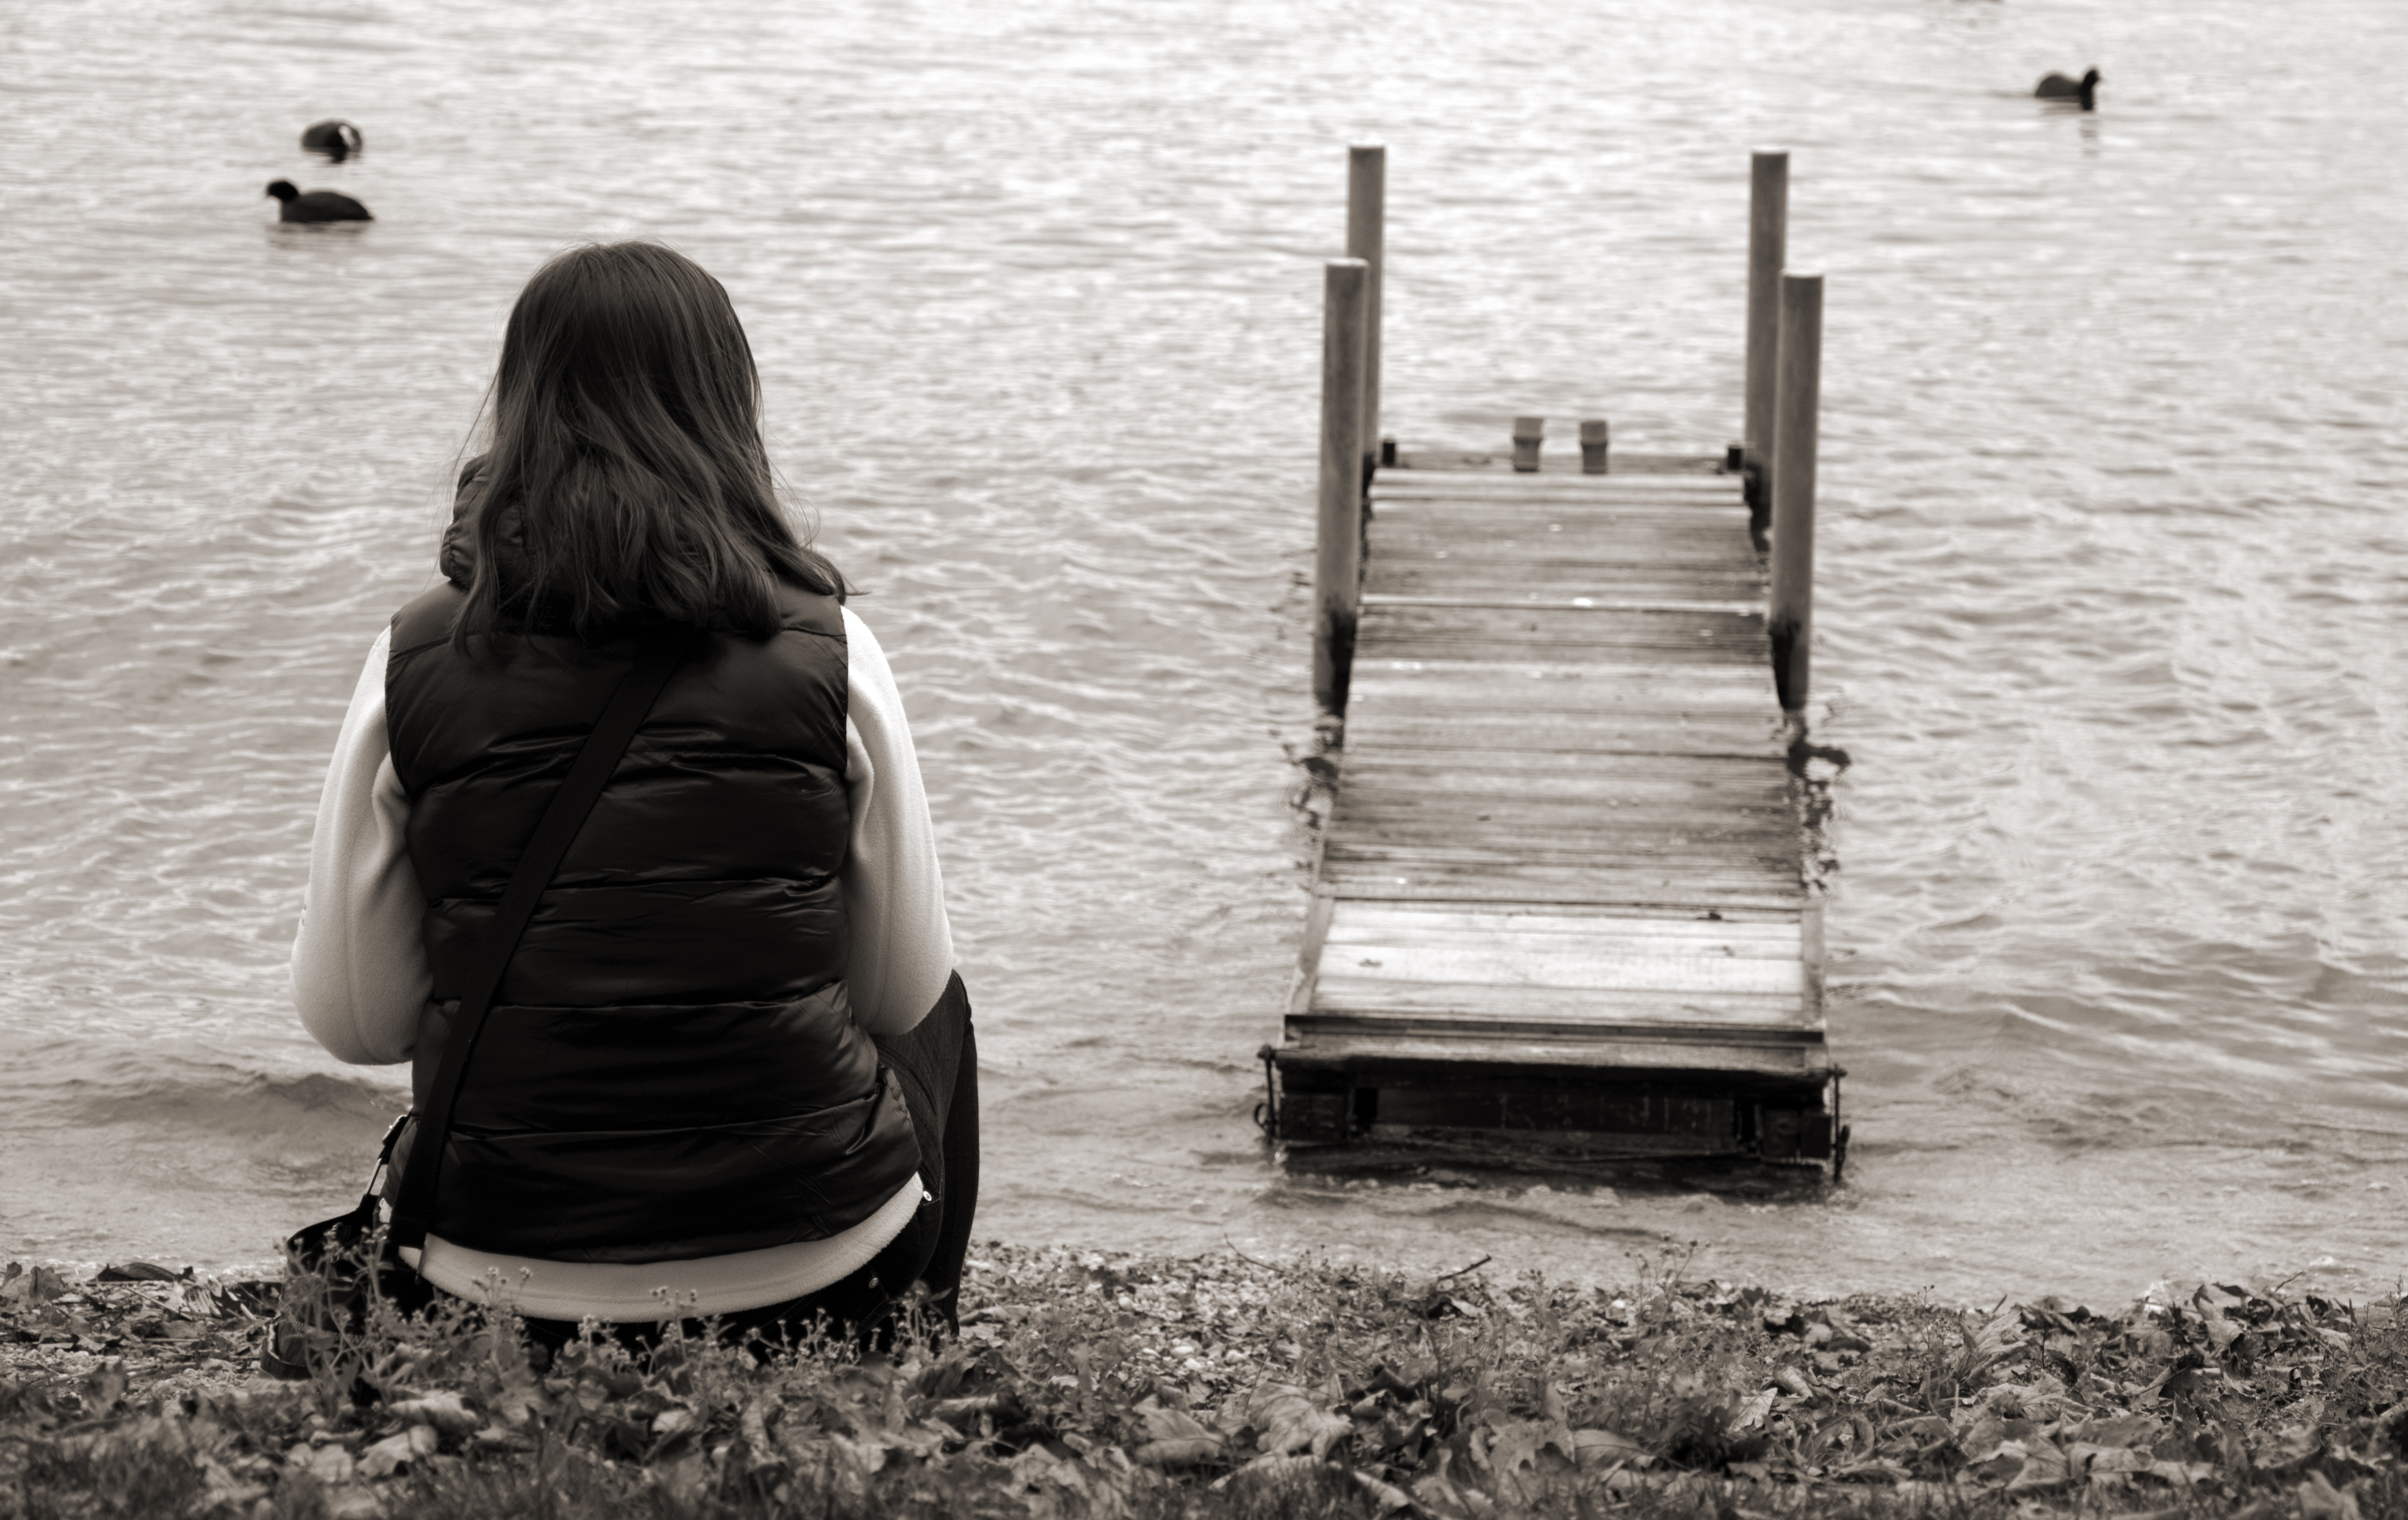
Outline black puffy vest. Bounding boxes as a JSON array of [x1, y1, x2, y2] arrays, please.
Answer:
[[382, 583, 919, 1263]]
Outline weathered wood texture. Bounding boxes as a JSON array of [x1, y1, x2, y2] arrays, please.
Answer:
[[1312, 260, 1371, 715], [1347, 145, 1386, 460], [1395, 449, 1725, 476], [1744, 151, 1790, 466], [1286, 466, 1828, 1086], [1770, 271, 1824, 713]]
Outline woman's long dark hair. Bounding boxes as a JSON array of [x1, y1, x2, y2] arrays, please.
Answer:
[[451, 241, 840, 649]]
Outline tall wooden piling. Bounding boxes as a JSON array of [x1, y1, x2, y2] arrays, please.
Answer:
[[1744, 151, 1789, 511], [1314, 257, 1371, 716], [1769, 271, 1823, 715], [1347, 145, 1387, 472]]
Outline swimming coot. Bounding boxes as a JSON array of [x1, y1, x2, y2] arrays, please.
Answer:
[[2034, 68, 2101, 110], [300, 119, 364, 160], [266, 180, 372, 223]]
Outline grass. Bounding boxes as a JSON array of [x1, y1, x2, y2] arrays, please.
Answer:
[[3, 1247, 2406, 1518]]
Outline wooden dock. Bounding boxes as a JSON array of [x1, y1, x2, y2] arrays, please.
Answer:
[[1263, 148, 1843, 1172]]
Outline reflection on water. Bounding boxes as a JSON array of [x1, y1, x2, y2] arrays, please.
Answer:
[[1, 0, 2404, 1299]]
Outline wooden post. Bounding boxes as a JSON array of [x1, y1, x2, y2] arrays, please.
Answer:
[[1347, 145, 1386, 474], [1579, 419, 1610, 475], [1315, 258, 1371, 717], [1511, 416, 1544, 472], [1744, 151, 1789, 526], [1769, 271, 1822, 715]]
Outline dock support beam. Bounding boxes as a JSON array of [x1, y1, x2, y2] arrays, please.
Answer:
[[1347, 144, 1386, 477], [1315, 258, 1371, 717], [1769, 271, 1823, 715], [1744, 151, 1789, 533]]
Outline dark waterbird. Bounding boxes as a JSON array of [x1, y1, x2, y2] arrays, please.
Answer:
[[266, 180, 372, 224], [299, 119, 363, 160], [2034, 68, 2101, 110]]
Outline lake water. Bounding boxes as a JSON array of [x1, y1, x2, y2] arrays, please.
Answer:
[[3, 0, 2404, 1305]]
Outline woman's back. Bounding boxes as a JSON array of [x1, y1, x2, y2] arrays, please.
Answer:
[[290, 241, 973, 1338], [383, 577, 917, 1262]]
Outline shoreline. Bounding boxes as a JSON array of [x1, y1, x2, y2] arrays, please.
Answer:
[[5, 1244, 2404, 1517], [19, 1103, 2408, 1307]]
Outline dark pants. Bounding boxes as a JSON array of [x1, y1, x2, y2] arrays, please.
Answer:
[[521, 973, 980, 1356]]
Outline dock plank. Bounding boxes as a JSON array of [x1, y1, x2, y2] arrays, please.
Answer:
[[1358, 604, 1769, 666], [1315, 939, 1803, 994], [1317, 868, 1804, 913], [1337, 754, 1788, 782], [1372, 478, 1741, 499], [1277, 1029, 1834, 1079], [1324, 905, 1801, 951]]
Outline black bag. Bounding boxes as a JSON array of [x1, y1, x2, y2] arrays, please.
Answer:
[[265, 633, 690, 1379]]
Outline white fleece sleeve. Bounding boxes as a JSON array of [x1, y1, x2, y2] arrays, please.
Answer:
[[841, 606, 954, 1037], [290, 627, 431, 1065]]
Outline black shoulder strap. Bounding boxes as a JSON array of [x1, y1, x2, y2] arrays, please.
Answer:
[[390, 633, 691, 1252]]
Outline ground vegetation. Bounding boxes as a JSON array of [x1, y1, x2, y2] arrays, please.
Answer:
[[3, 1245, 2404, 1518]]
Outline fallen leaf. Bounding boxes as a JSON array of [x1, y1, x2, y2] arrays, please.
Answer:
[[303, 1445, 357, 1484], [81, 1358, 127, 1412], [387, 1390, 480, 1435], [1139, 1402, 1221, 1446], [357, 1424, 439, 1479], [1487, 1418, 1571, 1474], [1965, 1441, 2028, 1486], [828, 1430, 891, 1477], [2004, 1438, 2074, 1491], [656, 1451, 711, 1507], [929, 1391, 1023, 1433], [2300, 1471, 2363, 1520], [1246, 1382, 1351, 1459], [1131, 1397, 1225, 1466], [196, 1457, 266, 1508], [1414, 1468, 1478, 1516], [2071, 1413, 2158, 1447], [1008, 1440, 1085, 1494], [1726, 1388, 1775, 1432], [1135, 1437, 1224, 1467], [323, 1487, 382, 1520], [1832, 1457, 1913, 1484], [1352, 1467, 1415, 1512], [1214, 1452, 1318, 1491], [489, 1375, 548, 1428], [1571, 1429, 1653, 1469]]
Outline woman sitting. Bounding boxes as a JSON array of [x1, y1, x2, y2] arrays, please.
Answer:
[[290, 241, 975, 1349]]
